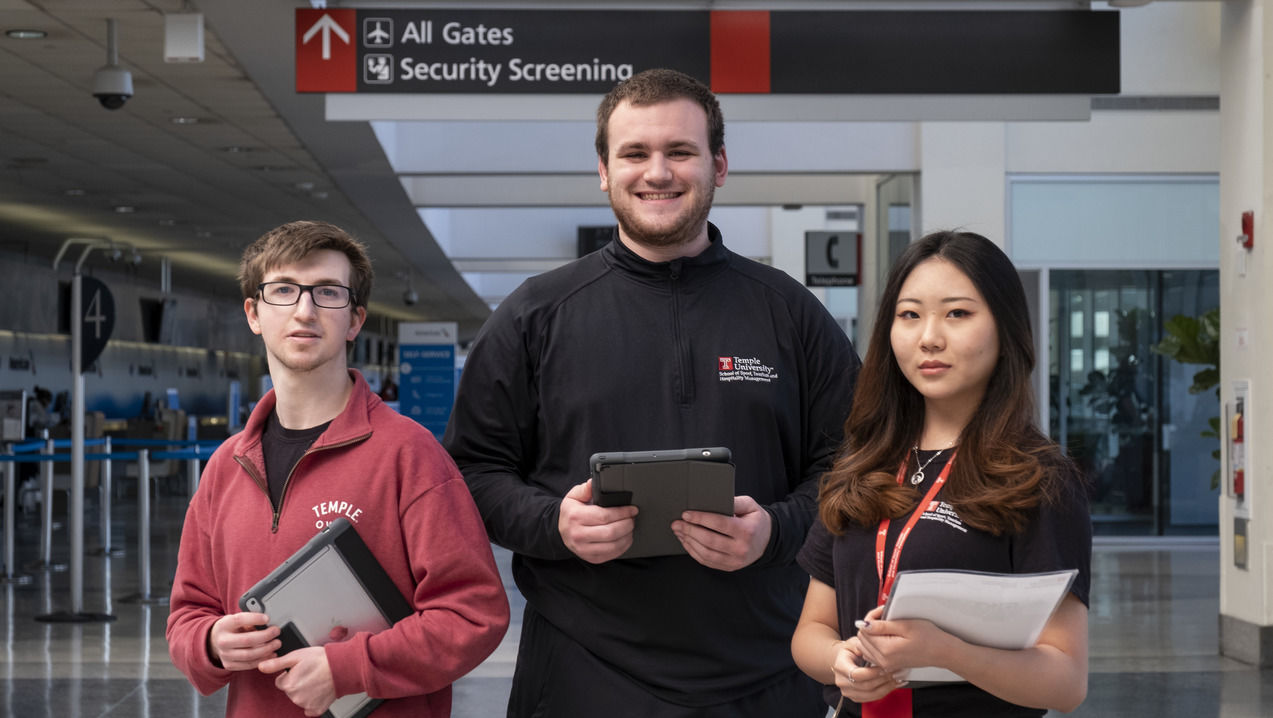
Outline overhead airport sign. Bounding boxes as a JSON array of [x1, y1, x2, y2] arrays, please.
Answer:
[[296, 9, 1118, 95]]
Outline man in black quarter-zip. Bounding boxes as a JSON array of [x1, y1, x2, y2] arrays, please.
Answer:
[[444, 68, 861, 718]]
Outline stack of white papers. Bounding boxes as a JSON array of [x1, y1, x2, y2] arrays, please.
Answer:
[[881, 568, 1078, 683]]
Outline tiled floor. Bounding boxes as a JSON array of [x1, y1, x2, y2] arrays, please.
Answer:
[[1, 484, 1269, 717]]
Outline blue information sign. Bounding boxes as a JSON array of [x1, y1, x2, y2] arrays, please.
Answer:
[[397, 322, 457, 437]]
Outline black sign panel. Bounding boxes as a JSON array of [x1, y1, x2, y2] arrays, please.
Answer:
[[356, 10, 709, 93], [324, 9, 1117, 95], [770, 11, 1120, 94], [79, 275, 115, 371]]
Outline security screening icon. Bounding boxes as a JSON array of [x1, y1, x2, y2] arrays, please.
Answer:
[[365, 54, 392, 84]]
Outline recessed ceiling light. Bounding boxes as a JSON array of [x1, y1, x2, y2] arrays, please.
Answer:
[[113, 205, 135, 214], [195, 230, 212, 238], [65, 188, 86, 196], [311, 191, 329, 200], [170, 116, 200, 125], [5, 29, 48, 40], [157, 218, 176, 226]]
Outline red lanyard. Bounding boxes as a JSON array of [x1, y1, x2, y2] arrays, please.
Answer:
[[874, 451, 956, 606], [864, 457, 956, 718]]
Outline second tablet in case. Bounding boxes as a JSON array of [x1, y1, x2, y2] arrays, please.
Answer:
[[589, 447, 734, 559], [238, 518, 412, 718]]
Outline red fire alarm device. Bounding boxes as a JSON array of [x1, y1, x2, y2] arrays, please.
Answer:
[[1239, 210, 1254, 250], [1231, 398, 1246, 499]]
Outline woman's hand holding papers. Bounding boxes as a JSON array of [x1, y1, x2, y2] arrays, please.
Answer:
[[832, 634, 905, 703], [853, 605, 948, 678], [791, 579, 909, 705], [852, 596, 1091, 712]]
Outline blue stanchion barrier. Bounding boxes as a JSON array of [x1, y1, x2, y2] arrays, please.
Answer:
[[151, 449, 215, 461], [7, 438, 109, 451], [0, 452, 141, 463], [0, 446, 220, 464], [2, 438, 219, 606], [109, 438, 223, 449]]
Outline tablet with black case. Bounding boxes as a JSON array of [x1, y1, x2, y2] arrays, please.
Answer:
[[589, 447, 734, 559], [238, 517, 412, 718]]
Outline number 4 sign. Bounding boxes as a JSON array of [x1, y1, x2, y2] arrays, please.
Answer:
[[79, 275, 115, 371]]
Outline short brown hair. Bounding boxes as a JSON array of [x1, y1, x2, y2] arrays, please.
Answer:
[[238, 220, 373, 309], [595, 68, 724, 163]]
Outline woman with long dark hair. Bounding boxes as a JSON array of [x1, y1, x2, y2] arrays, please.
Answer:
[[791, 231, 1090, 717]]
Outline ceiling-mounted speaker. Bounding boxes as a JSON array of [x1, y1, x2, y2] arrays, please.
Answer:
[[165, 13, 204, 63]]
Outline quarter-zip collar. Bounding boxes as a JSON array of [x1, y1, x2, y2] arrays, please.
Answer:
[[229, 369, 376, 531], [602, 222, 730, 287], [234, 369, 376, 453]]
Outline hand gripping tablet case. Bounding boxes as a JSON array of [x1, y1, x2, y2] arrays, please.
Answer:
[[238, 517, 413, 718], [589, 447, 734, 559]]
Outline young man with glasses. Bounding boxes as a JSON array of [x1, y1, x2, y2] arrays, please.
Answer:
[[167, 220, 508, 718]]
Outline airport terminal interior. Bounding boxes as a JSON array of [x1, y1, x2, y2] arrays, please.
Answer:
[[1, 497, 1269, 717], [2, 0, 1272, 716]]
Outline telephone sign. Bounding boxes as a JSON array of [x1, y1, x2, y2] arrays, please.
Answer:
[[805, 231, 861, 287]]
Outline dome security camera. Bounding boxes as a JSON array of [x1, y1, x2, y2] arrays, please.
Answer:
[[403, 288, 420, 306], [93, 19, 132, 111], [93, 65, 133, 110]]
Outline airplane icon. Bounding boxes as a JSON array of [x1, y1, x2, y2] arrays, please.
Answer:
[[364, 18, 393, 48]]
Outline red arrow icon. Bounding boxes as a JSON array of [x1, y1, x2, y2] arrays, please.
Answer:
[[303, 13, 351, 60], [296, 9, 356, 92]]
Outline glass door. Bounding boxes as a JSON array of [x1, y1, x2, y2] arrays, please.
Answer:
[[1050, 269, 1219, 535]]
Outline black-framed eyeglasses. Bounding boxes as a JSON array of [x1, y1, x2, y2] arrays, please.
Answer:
[[257, 282, 354, 309]]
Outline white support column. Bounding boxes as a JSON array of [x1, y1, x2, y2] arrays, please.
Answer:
[[918, 122, 1007, 244], [1218, 0, 1272, 667]]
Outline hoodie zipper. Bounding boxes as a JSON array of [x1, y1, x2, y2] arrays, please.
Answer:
[[236, 432, 370, 533]]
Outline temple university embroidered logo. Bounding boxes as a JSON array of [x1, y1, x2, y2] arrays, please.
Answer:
[[717, 355, 779, 384], [920, 501, 968, 534]]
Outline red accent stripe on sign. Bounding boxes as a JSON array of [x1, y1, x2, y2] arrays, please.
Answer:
[[710, 11, 771, 93], [296, 9, 357, 93]]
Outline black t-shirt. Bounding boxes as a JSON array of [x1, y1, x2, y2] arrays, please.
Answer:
[[797, 451, 1092, 717], [261, 412, 331, 510]]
